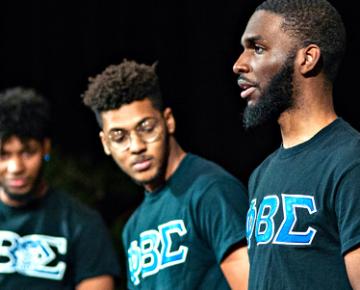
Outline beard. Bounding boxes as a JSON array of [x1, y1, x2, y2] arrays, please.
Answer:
[[3, 165, 44, 204], [132, 131, 170, 191], [243, 53, 296, 129]]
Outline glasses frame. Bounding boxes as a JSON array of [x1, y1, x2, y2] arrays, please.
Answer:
[[106, 117, 163, 152]]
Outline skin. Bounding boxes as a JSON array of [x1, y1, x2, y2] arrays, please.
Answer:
[[100, 98, 186, 192], [76, 275, 114, 290], [100, 98, 248, 289], [0, 136, 115, 290], [345, 249, 360, 290], [0, 136, 50, 207], [234, 9, 360, 288], [233, 10, 337, 148], [221, 245, 249, 290]]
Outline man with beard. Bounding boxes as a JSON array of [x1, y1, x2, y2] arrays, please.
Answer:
[[82, 59, 249, 290], [233, 0, 360, 289], [0, 87, 120, 290]]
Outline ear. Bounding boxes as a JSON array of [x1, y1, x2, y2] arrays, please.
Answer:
[[99, 131, 111, 155], [298, 44, 321, 75], [163, 107, 176, 134]]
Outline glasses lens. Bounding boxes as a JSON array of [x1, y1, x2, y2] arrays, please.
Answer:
[[138, 118, 161, 143], [107, 117, 162, 152], [108, 130, 129, 151]]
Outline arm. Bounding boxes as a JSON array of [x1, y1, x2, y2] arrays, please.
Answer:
[[344, 247, 360, 290], [220, 244, 249, 290], [76, 275, 115, 290], [335, 164, 360, 290], [193, 177, 249, 289], [71, 210, 120, 289]]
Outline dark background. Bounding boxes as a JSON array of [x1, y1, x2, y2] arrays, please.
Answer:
[[0, 0, 358, 287]]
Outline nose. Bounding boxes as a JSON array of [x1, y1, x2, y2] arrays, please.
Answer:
[[7, 156, 25, 174], [128, 131, 146, 153], [233, 53, 249, 74]]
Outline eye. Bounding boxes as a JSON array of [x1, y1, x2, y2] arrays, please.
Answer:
[[22, 149, 37, 158], [254, 44, 265, 55], [138, 119, 157, 133], [109, 130, 127, 143]]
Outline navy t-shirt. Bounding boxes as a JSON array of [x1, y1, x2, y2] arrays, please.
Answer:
[[123, 153, 248, 289], [247, 118, 360, 290], [0, 188, 120, 290]]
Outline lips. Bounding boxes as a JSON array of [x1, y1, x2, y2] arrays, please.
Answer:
[[131, 157, 152, 172], [237, 78, 257, 99], [7, 178, 27, 188]]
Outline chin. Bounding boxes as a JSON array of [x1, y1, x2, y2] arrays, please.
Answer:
[[6, 187, 31, 195], [135, 175, 157, 186], [134, 171, 162, 188]]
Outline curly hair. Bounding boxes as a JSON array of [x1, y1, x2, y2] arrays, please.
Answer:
[[256, 0, 346, 82], [82, 59, 163, 126], [0, 87, 51, 142]]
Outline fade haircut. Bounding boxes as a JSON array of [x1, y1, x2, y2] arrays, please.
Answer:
[[82, 59, 163, 127], [256, 0, 346, 82], [0, 87, 51, 143]]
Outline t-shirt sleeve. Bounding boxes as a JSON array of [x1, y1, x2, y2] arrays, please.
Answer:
[[192, 177, 248, 263], [71, 210, 121, 285], [335, 163, 360, 254]]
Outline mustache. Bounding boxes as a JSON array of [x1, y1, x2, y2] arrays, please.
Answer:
[[131, 155, 152, 165]]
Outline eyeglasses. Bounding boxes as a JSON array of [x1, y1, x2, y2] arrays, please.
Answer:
[[107, 117, 162, 152]]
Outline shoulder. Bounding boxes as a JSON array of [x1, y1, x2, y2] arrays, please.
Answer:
[[249, 149, 279, 184], [324, 119, 360, 169], [185, 153, 245, 188], [181, 154, 247, 203]]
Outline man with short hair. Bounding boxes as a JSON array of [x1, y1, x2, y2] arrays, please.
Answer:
[[82, 59, 249, 289], [0, 87, 120, 290], [233, 0, 360, 289]]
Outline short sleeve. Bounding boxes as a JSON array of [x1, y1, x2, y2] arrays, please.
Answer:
[[70, 211, 121, 284], [335, 163, 360, 254], [191, 178, 248, 263]]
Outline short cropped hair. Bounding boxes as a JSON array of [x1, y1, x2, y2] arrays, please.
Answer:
[[0, 87, 51, 142], [256, 0, 346, 82], [82, 59, 163, 127]]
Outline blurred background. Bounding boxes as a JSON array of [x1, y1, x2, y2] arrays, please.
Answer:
[[0, 0, 358, 288]]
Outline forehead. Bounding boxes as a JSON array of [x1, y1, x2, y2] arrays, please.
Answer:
[[1, 136, 41, 151], [242, 10, 291, 47], [101, 98, 161, 131]]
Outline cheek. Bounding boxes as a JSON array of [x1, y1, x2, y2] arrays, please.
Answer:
[[27, 157, 44, 176], [110, 151, 130, 171], [149, 136, 168, 160], [0, 166, 5, 180], [256, 54, 284, 72]]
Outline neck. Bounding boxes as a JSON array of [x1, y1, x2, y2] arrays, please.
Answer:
[[279, 90, 337, 148], [0, 181, 48, 207], [164, 137, 186, 180]]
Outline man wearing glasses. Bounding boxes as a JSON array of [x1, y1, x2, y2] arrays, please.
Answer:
[[82, 59, 249, 290]]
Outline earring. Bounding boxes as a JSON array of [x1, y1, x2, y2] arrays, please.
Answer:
[[44, 154, 51, 162]]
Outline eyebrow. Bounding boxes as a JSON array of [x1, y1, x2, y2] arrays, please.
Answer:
[[1, 143, 39, 154], [242, 35, 264, 46], [108, 117, 154, 133]]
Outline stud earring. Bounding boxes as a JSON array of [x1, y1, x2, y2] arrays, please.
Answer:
[[44, 154, 51, 162]]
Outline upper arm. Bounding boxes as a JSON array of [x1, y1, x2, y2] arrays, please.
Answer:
[[71, 211, 120, 285], [345, 247, 360, 290], [335, 163, 360, 254], [220, 244, 249, 290], [193, 178, 248, 262], [76, 275, 115, 290]]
